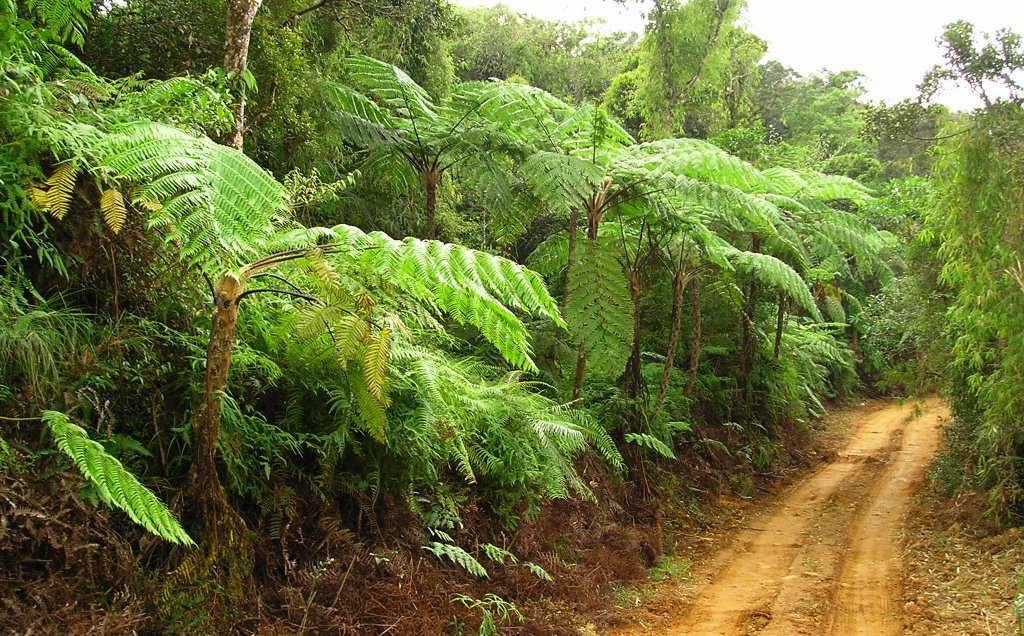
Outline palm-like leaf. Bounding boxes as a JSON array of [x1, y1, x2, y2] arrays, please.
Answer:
[[98, 122, 288, 276]]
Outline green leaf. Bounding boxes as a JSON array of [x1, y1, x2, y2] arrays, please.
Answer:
[[44, 411, 194, 546]]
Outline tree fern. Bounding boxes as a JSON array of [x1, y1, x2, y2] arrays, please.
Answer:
[[43, 411, 194, 545]]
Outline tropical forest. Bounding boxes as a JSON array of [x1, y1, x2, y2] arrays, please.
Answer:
[[2, 0, 1023, 633]]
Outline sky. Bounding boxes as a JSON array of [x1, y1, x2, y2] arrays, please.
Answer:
[[449, 0, 1024, 110]]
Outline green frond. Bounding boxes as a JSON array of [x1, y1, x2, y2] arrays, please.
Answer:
[[797, 172, 875, 205], [345, 55, 438, 123], [26, 0, 91, 46], [318, 80, 403, 148], [623, 432, 676, 459], [326, 224, 564, 371], [43, 411, 194, 546], [564, 240, 633, 379], [99, 122, 288, 277], [451, 80, 570, 144], [523, 561, 553, 581], [554, 103, 634, 159], [822, 294, 847, 323], [423, 541, 488, 578], [726, 249, 822, 320], [480, 543, 518, 565], [350, 370, 388, 443], [526, 232, 571, 278], [521, 151, 605, 211], [758, 167, 810, 197], [630, 138, 770, 192]]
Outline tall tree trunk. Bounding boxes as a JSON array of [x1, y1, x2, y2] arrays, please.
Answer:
[[422, 169, 439, 240], [736, 235, 761, 411], [563, 207, 580, 306], [773, 294, 786, 359], [657, 259, 690, 406], [621, 267, 644, 400], [686, 277, 702, 397], [190, 273, 243, 536], [223, 0, 263, 150]]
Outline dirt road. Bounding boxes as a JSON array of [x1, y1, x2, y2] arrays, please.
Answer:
[[609, 398, 949, 636]]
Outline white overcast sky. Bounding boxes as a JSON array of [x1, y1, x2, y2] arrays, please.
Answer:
[[450, 0, 1024, 110]]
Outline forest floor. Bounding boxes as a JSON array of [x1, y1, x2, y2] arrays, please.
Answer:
[[597, 398, 1024, 636]]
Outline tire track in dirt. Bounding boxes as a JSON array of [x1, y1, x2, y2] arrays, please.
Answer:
[[608, 398, 948, 636], [825, 399, 947, 636]]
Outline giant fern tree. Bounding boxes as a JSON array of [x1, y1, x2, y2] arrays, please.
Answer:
[[327, 55, 566, 239], [92, 122, 565, 541]]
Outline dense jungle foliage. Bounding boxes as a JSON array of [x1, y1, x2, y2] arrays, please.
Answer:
[[1, 0, 1021, 632]]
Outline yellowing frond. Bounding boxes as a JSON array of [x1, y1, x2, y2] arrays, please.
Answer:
[[363, 328, 391, 403], [43, 161, 78, 220], [27, 187, 50, 213], [139, 197, 163, 212], [100, 188, 127, 233]]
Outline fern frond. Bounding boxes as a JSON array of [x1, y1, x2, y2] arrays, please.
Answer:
[[99, 122, 288, 276], [99, 188, 127, 233], [564, 239, 633, 378], [726, 249, 822, 320], [480, 542, 518, 565], [43, 411, 193, 545], [523, 561, 553, 581], [363, 328, 391, 402], [798, 172, 875, 205], [326, 224, 564, 371], [345, 55, 438, 123], [521, 151, 604, 212], [350, 370, 387, 443], [623, 432, 676, 460], [423, 541, 488, 578], [43, 161, 78, 220]]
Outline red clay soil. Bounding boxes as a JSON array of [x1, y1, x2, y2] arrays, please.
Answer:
[[603, 398, 982, 636]]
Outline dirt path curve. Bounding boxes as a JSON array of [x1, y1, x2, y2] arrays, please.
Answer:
[[609, 398, 949, 636]]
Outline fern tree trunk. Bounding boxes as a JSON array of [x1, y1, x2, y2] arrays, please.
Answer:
[[177, 273, 254, 630], [686, 277, 702, 398], [422, 168, 439, 240], [773, 294, 786, 359], [736, 235, 761, 412], [191, 273, 242, 534], [657, 259, 691, 407], [622, 267, 644, 400], [223, 0, 263, 149]]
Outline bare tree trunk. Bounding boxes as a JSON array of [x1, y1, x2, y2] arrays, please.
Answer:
[[422, 169, 439, 240], [621, 267, 644, 400], [773, 294, 786, 359], [686, 277, 702, 398], [190, 273, 242, 536], [572, 352, 587, 401], [736, 235, 761, 411], [223, 0, 263, 150], [657, 260, 690, 406]]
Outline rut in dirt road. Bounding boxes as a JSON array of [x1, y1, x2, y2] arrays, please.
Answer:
[[615, 399, 949, 636]]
